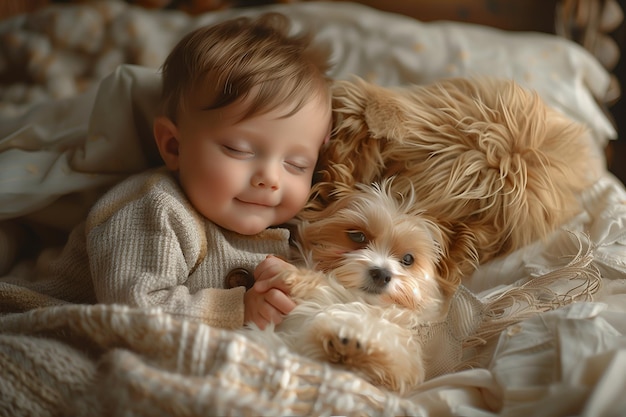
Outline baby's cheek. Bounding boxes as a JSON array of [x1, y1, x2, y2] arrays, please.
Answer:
[[280, 186, 311, 219]]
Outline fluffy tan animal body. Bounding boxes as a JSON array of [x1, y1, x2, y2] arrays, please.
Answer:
[[301, 77, 600, 295], [244, 77, 601, 394], [247, 182, 443, 394]]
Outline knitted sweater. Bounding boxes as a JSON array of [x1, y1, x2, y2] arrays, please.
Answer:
[[0, 168, 291, 326], [83, 167, 291, 328]]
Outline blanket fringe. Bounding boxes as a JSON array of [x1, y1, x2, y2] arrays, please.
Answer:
[[464, 232, 601, 349]]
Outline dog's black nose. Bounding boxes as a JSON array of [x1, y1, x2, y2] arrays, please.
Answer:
[[369, 267, 392, 286]]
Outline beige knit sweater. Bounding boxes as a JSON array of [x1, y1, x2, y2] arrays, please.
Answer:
[[84, 167, 291, 328], [2, 168, 291, 328]]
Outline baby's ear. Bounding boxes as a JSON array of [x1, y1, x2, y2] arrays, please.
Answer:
[[153, 116, 180, 171]]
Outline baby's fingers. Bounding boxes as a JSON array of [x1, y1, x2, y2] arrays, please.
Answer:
[[253, 274, 291, 294], [263, 288, 296, 315], [254, 255, 295, 282]]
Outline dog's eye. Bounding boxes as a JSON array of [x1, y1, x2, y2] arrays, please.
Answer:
[[346, 231, 367, 244], [400, 254, 414, 266]]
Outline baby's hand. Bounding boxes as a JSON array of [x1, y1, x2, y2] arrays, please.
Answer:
[[254, 255, 297, 291], [244, 256, 297, 329]]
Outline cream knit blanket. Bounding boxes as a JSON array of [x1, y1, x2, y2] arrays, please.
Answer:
[[0, 303, 421, 416], [0, 244, 600, 416]]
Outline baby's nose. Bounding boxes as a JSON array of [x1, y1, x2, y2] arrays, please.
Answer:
[[252, 164, 280, 190]]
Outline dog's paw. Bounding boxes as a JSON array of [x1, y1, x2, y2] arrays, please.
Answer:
[[306, 306, 425, 394], [321, 327, 366, 365]]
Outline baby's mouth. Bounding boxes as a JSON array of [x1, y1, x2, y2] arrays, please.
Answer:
[[236, 198, 274, 208]]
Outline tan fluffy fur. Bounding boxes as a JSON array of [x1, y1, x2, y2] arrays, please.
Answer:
[[245, 77, 600, 394], [246, 182, 441, 394], [294, 180, 444, 316], [299, 77, 600, 296]]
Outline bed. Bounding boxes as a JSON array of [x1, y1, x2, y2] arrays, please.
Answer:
[[1, 1, 625, 416]]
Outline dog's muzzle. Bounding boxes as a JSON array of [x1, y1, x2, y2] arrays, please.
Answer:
[[364, 266, 392, 294]]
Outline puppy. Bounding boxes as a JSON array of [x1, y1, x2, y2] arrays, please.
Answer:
[[300, 77, 603, 295], [245, 181, 443, 394], [293, 180, 444, 318]]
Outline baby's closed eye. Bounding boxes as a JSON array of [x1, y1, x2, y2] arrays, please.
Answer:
[[223, 144, 254, 158], [284, 159, 308, 173]]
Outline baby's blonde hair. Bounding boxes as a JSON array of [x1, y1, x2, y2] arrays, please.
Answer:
[[160, 12, 331, 122]]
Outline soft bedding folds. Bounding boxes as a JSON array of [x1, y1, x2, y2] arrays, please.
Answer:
[[0, 2, 625, 416]]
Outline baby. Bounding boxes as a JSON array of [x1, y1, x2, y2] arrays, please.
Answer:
[[85, 13, 332, 329]]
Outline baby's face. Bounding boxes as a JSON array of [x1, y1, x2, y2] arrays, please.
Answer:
[[174, 93, 331, 235]]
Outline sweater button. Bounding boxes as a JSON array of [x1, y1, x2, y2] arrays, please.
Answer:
[[225, 268, 254, 290]]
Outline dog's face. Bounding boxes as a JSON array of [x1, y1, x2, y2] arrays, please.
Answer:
[[295, 181, 444, 313]]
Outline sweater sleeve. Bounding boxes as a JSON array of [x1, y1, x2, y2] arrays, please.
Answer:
[[86, 170, 245, 329]]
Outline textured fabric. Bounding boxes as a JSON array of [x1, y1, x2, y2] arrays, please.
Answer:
[[1, 168, 291, 328], [0, 303, 426, 417], [0, 3, 625, 416], [85, 167, 291, 328], [419, 252, 601, 381], [0, 256, 603, 417], [0, 221, 24, 275]]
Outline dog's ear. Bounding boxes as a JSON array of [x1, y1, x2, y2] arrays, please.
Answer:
[[333, 78, 415, 144], [362, 84, 416, 144], [331, 78, 369, 136], [434, 222, 480, 297]]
